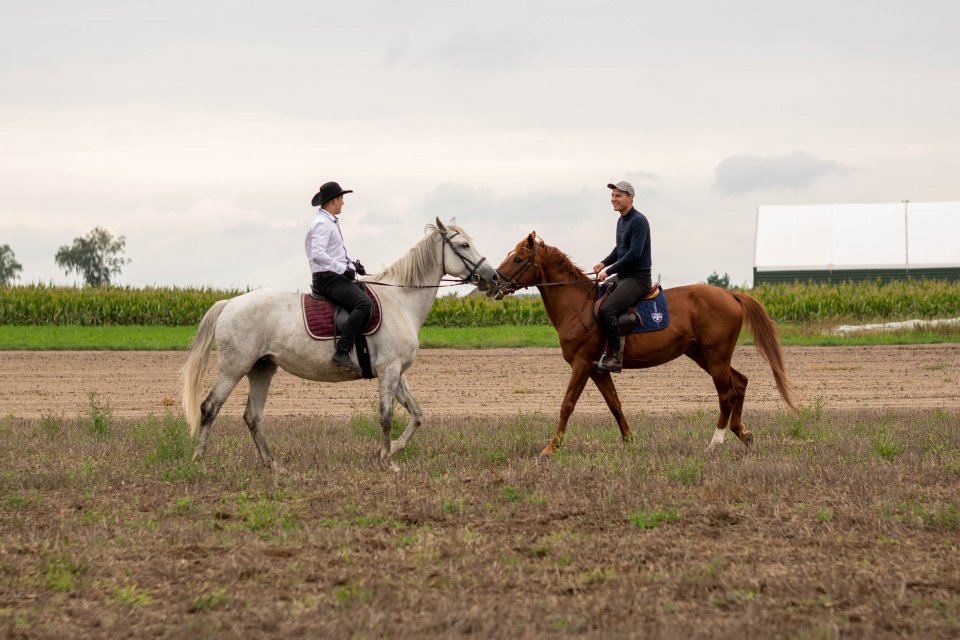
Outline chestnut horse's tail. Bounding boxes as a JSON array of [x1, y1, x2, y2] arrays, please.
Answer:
[[733, 292, 798, 414], [180, 299, 229, 435]]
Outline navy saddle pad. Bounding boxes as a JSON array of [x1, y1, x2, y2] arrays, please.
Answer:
[[628, 286, 670, 334]]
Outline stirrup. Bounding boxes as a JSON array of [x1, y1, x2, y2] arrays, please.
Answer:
[[597, 356, 623, 373], [594, 349, 623, 373], [332, 350, 361, 374]]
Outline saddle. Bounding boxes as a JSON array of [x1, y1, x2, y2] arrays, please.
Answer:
[[593, 283, 670, 334], [301, 284, 383, 340]]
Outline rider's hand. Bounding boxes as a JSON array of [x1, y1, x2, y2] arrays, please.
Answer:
[[597, 270, 608, 282], [593, 262, 605, 274]]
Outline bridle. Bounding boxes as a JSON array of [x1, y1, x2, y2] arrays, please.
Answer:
[[495, 236, 599, 294], [494, 240, 541, 296], [440, 228, 487, 286], [495, 237, 601, 330]]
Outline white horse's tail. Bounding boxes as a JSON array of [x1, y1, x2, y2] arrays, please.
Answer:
[[180, 300, 229, 435]]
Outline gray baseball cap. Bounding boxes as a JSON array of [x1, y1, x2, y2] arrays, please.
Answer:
[[607, 181, 635, 197]]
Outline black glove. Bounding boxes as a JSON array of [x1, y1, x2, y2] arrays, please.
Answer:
[[354, 260, 366, 276], [343, 268, 356, 280]]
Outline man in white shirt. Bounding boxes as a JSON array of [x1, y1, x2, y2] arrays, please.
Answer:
[[305, 181, 372, 374]]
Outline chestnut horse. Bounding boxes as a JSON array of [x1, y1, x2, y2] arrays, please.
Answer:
[[493, 233, 797, 456]]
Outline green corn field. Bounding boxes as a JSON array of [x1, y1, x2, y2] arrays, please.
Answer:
[[0, 280, 958, 327], [751, 280, 960, 323], [0, 284, 244, 326]]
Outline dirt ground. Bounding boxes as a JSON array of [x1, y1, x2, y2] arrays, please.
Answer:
[[2, 347, 959, 638], [1, 344, 958, 420]]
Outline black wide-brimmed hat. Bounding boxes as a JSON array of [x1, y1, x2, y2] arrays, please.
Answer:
[[311, 181, 353, 207]]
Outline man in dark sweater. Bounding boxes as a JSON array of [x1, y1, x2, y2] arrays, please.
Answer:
[[591, 181, 653, 373]]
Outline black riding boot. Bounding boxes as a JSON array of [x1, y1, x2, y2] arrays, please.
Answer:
[[596, 336, 623, 373], [332, 348, 361, 374], [600, 346, 623, 373]]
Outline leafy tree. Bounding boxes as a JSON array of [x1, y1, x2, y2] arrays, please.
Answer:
[[705, 271, 731, 289], [0, 244, 24, 285], [55, 227, 131, 286]]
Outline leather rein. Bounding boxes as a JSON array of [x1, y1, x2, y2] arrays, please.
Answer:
[[494, 240, 600, 330], [364, 228, 487, 289]]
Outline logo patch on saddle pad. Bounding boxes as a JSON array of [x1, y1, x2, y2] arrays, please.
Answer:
[[301, 286, 383, 340], [628, 286, 670, 334]]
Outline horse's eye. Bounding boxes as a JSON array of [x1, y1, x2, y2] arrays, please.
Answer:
[[460, 242, 469, 249], [513, 257, 522, 263]]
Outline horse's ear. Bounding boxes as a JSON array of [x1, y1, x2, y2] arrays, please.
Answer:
[[525, 232, 537, 248], [435, 217, 447, 233]]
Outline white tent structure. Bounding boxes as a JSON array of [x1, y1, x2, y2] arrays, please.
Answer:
[[753, 201, 960, 284]]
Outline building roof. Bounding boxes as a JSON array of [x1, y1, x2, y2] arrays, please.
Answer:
[[754, 201, 960, 272]]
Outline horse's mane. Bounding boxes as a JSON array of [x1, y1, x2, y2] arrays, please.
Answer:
[[366, 223, 451, 286], [540, 242, 591, 282]]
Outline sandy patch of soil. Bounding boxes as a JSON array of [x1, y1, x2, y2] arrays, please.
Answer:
[[1, 344, 957, 420]]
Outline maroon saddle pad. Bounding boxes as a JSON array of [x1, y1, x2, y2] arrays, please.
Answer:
[[301, 286, 382, 340]]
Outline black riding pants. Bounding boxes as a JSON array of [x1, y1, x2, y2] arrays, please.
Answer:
[[598, 274, 652, 351], [311, 271, 373, 354]]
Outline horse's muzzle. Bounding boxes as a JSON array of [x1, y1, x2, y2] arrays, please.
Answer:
[[493, 281, 517, 300]]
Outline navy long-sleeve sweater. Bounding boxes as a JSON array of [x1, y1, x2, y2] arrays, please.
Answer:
[[601, 208, 652, 277]]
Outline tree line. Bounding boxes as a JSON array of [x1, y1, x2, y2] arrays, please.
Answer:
[[1, 227, 130, 287]]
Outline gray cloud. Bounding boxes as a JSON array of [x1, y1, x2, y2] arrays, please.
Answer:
[[3, 2, 959, 291], [432, 24, 545, 71], [714, 151, 848, 194], [415, 183, 607, 228]]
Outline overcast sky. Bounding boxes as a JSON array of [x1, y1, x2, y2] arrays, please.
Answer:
[[2, 1, 958, 291]]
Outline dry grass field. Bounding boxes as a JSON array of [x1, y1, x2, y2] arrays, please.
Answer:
[[1, 347, 959, 638]]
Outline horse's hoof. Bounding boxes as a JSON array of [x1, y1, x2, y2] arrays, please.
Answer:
[[742, 432, 753, 447], [378, 457, 400, 472]]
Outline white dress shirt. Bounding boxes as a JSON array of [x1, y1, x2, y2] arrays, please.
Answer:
[[305, 208, 354, 274]]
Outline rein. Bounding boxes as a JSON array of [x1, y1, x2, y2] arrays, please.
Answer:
[[363, 278, 472, 289], [360, 228, 487, 289], [495, 238, 600, 292], [495, 237, 601, 330]]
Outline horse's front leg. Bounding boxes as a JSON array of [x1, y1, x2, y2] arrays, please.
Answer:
[[390, 373, 422, 455], [542, 361, 592, 457], [376, 368, 402, 472], [589, 369, 632, 443]]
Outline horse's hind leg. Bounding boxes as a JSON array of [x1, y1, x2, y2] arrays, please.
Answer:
[[727, 367, 751, 445], [193, 374, 243, 462], [589, 369, 632, 443], [243, 358, 280, 470], [685, 345, 737, 451], [376, 366, 402, 472], [390, 373, 422, 455]]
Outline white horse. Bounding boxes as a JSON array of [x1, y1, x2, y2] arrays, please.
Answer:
[[181, 218, 498, 471]]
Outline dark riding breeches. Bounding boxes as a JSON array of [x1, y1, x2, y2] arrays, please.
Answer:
[[598, 274, 652, 352], [311, 271, 373, 353]]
